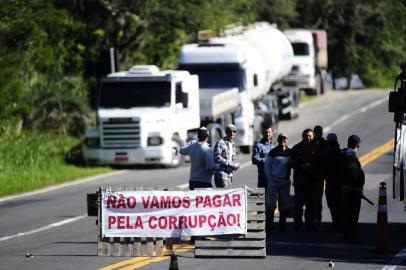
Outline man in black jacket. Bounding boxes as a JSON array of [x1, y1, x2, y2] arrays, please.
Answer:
[[313, 125, 327, 225], [341, 135, 365, 244], [323, 133, 342, 232], [292, 128, 317, 231]]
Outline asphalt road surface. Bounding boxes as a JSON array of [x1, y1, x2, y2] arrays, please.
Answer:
[[1, 89, 405, 270]]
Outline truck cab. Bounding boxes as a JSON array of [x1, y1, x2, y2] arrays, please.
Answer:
[[284, 29, 317, 93], [83, 65, 200, 167]]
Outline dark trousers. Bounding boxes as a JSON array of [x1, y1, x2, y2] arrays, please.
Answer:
[[341, 186, 362, 242], [314, 176, 324, 222], [189, 181, 212, 190], [325, 181, 342, 230], [293, 180, 316, 229]]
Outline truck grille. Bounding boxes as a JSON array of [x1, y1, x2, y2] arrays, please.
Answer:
[[101, 118, 140, 148]]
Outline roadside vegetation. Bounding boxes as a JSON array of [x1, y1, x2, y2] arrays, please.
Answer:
[[0, 131, 111, 197], [0, 0, 405, 197]]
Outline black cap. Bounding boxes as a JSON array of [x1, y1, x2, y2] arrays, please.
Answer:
[[326, 133, 338, 142], [198, 127, 210, 141], [348, 134, 361, 147]]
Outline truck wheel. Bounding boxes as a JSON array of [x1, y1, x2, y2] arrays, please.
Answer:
[[166, 136, 184, 168]]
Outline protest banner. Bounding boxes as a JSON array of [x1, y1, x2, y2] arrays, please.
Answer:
[[101, 188, 247, 238]]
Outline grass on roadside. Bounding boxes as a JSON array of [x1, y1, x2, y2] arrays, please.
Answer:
[[0, 131, 112, 197]]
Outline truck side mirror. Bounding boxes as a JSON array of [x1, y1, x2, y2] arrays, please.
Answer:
[[182, 92, 189, 108], [253, 74, 258, 87], [389, 91, 398, 113]]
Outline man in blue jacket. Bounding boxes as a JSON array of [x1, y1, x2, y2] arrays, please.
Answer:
[[180, 127, 217, 190], [252, 126, 273, 188], [264, 133, 293, 232]]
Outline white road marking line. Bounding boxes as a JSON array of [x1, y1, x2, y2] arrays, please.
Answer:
[[324, 95, 388, 133], [0, 214, 86, 242], [381, 248, 406, 270], [0, 170, 129, 203]]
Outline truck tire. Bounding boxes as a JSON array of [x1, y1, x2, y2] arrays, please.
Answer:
[[166, 135, 184, 168]]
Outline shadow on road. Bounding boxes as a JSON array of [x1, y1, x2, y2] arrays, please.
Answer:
[[266, 221, 406, 266]]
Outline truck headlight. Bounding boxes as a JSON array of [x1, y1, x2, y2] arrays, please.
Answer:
[[148, 136, 164, 146], [85, 137, 100, 147]]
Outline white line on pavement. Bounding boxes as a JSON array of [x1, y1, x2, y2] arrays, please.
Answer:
[[324, 95, 388, 133], [0, 170, 129, 203], [381, 248, 406, 270], [0, 214, 86, 242]]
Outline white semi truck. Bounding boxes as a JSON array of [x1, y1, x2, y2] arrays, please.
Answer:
[[284, 29, 328, 95], [82, 65, 201, 167], [179, 22, 299, 153], [82, 64, 239, 167]]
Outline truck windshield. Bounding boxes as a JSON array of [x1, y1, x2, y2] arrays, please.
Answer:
[[292, 43, 310, 56], [179, 64, 245, 91], [99, 81, 171, 108]]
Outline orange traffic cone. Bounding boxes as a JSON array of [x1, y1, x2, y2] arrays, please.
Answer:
[[168, 251, 179, 270], [372, 182, 390, 252]]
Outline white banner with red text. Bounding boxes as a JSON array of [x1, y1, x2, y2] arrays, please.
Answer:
[[101, 188, 247, 238]]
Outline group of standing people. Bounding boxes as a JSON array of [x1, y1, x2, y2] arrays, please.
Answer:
[[252, 125, 365, 244], [180, 123, 365, 244]]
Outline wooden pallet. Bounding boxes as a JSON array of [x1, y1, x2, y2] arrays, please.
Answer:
[[194, 188, 266, 257]]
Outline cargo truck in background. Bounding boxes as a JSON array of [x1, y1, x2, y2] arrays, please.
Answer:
[[179, 22, 300, 153], [284, 29, 329, 95], [83, 65, 201, 167], [389, 61, 406, 208]]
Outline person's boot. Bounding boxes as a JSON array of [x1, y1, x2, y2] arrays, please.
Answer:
[[266, 210, 274, 233]]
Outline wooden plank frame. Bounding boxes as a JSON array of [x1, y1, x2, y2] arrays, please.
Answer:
[[194, 188, 266, 258]]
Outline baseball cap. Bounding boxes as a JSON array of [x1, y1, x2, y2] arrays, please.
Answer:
[[226, 124, 237, 133], [326, 133, 338, 142], [277, 133, 288, 141]]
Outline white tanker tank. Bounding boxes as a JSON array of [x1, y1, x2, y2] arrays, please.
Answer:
[[221, 22, 295, 99]]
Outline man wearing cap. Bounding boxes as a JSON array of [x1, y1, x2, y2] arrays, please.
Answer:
[[213, 124, 240, 188], [322, 133, 343, 232], [264, 133, 293, 232], [252, 126, 274, 189], [341, 134, 365, 244], [180, 127, 217, 190]]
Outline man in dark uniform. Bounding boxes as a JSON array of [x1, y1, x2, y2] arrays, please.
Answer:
[[252, 126, 273, 189], [292, 128, 317, 231], [341, 135, 365, 244], [313, 125, 327, 225], [323, 133, 343, 232]]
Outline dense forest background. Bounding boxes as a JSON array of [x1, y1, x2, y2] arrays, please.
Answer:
[[1, 0, 406, 136]]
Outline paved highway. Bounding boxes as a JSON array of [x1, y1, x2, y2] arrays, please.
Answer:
[[0, 89, 405, 270]]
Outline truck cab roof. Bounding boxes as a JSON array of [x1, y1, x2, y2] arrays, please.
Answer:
[[179, 40, 249, 64], [284, 29, 314, 44], [106, 65, 191, 81]]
